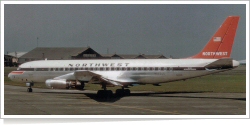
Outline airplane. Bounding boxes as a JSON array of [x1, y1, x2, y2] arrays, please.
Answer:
[[8, 16, 240, 98]]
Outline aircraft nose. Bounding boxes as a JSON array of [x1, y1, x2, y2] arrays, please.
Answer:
[[8, 72, 13, 80], [233, 60, 240, 67]]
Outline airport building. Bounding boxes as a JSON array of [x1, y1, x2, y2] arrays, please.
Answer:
[[101, 54, 166, 59], [4, 55, 17, 67], [18, 47, 167, 64], [4, 52, 27, 67], [18, 47, 102, 64]]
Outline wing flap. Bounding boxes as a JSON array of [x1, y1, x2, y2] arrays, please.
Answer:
[[54, 72, 75, 80], [99, 77, 123, 86], [74, 70, 123, 86]]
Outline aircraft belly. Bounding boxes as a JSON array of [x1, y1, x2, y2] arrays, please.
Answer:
[[128, 70, 215, 84]]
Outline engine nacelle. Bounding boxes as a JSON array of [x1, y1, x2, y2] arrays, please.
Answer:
[[45, 79, 85, 90], [45, 79, 71, 89]]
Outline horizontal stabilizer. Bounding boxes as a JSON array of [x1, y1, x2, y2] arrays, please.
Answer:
[[205, 58, 233, 69]]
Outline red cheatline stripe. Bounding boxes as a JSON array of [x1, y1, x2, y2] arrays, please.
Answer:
[[10, 71, 24, 74]]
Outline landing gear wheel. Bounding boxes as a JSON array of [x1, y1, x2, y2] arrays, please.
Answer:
[[116, 89, 124, 97], [124, 89, 130, 96], [26, 83, 34, 92], [27, 88, 32, 92], [80, 82, 85, 90]]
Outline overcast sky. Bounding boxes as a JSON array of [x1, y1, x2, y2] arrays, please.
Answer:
[[3, 4, 246, 60]]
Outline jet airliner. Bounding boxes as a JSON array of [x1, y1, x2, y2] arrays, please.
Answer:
[[8, 16, 240, 97]]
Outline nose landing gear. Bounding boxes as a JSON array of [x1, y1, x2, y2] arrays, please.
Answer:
[[26, 83, 34, 92]]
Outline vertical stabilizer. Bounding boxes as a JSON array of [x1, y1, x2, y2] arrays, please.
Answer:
[[191, 16, 240, 59]]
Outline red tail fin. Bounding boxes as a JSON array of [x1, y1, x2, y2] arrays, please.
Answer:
[[191, 16, 240, 59]]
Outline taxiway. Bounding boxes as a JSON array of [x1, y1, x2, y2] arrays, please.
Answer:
[[4, 85, 246, 115]]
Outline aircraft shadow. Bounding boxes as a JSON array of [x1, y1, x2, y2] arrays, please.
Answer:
[[148, 92, 246, 101], [84, 91, 246, 102], [38, 91, 246, 102]]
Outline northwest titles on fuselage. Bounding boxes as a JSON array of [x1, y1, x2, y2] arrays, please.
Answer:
[[68, 63, 130, 67]]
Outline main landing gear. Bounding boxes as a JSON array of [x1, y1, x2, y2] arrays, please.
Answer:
[[97, 84, 113, 98], [96, 84, 131, 98], [26, 83, 34, 92], [115, 87, 130, 97]]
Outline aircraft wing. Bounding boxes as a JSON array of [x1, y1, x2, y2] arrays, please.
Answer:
[[74, 70, 125, 87], [53, 72, 75, 80], [51, 70, 135, 87]]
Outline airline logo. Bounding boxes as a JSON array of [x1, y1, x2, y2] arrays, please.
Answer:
[[213, 37, 222, 42], [69, 63, 130, 67], [202, 52, 228, 56]]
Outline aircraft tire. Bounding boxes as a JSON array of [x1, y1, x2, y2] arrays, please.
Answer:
[[115, 89, 130, 97], [115, 89, 124, 97], [124, 89, 130, 96], [106, 90, 113, 98], [81, 83, 85, 90], [27, 88, 32, 92]]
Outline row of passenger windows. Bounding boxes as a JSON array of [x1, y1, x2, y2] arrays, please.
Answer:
[[18, 67, 175, 71]]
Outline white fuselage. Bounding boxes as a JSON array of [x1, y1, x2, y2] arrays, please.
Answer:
[[8, 59, 239, 86]]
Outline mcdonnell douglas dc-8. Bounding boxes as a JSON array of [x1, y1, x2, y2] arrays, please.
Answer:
[[8, 16, 240, 97]]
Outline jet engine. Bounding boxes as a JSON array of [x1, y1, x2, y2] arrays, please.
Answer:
[[45, 79, 85, 90], [45, 79, 72, 89]]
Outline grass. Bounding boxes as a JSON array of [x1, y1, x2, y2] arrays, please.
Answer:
[[4, 66, 246, 93]]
